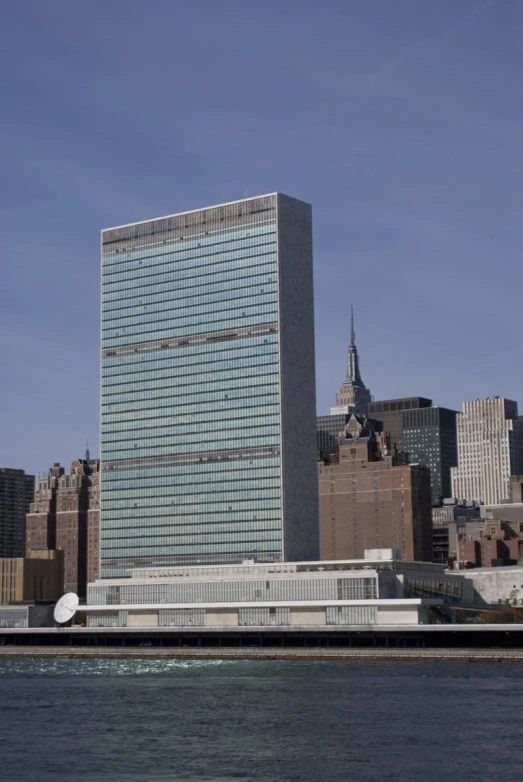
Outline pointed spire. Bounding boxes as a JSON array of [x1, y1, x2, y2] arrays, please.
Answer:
[[85, 441, 90, 462], [347, 305, 362, 387], [333, 302, 372, 416]]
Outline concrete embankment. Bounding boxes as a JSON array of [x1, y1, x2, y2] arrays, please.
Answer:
[[2, 646, 523, 662]]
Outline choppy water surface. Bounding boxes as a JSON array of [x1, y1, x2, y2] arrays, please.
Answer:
[[1, 658, 523, 781]]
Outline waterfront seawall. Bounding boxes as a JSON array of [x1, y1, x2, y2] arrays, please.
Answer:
[[2, 646, 523, 662]]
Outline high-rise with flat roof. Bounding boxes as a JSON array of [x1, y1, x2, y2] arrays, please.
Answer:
[[101, 193, 318, 577], [403, 406, 458, 505], [451, 398, 523, 505], [0, 468, 34, 558], [368, 397, 432, 453]]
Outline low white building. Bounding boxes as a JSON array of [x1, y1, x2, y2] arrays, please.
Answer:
[[461, 566, 523, 606], [84, 550, 471, 628]]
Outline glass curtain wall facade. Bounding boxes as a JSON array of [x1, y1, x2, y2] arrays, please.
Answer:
[[101, 194, 318, 577], [403, 407, 458, 505]]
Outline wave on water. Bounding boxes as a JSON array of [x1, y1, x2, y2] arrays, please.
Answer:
[[0, 657, 239, 676]]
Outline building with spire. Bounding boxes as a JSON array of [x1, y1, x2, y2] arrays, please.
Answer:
[[331, 306, 372, 417]]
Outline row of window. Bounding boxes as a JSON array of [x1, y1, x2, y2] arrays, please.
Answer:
[[101, 459, 281, 481], [103, 260, 276, 302], [102, 390, 280, 419], [104, 365, 279, 391], [102, 226, 276, 271], [103, 437, 280, 461], [102, 386, 278, 412], [102, 425, 279, 447], [103, 292, 278, 333], [103, 273, 278, 316], [102, 300, 278, 340], [103, 482, 280, 499], [102, 530, 282, 547], [88, 576, 378, 606], [102, 356, 279, 390], [103, 341, 279, 374], [326, 606, 377, 625], [102, 245, 276, 290], [101, 415, 280, 444], [102, 288, 278, 327], [103, 211, 274, 247], [102, 251, 276, 292], [102, 405, 280, 432], [102, 341, 279, 375], [102, 496, 282, 513], [101, 518, 282, 533], [102, 473, 280, 491], [101, 505, 282, 523], [100, 541, 281, 557], [102, 311, 279, 348]]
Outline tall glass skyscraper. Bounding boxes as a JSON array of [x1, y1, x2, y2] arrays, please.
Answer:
[[100, 194, 318, 577]]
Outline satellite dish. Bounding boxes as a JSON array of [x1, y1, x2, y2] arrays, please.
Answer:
[[53, 593, 79, 625]]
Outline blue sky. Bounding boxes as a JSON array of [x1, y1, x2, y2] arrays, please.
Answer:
[[1, 0, 522, 477]]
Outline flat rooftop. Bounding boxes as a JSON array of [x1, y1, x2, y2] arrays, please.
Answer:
[[89, 557, 448, 585]]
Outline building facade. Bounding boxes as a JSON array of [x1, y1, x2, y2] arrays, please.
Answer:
[[332, 306, 371, 416], [318, 416, 433, 562], [26, 459, 100, 597], [317, 414, 382, 462], [101, 193, 318, 577], [85, 552, 470, 629], [403, 406, 458, 505], [0, 468, 34, 558], [457, 518, 523, 568], [451, 398, 523, 505], [431, 501, 481, 565], [0, 550, 64, 605], [317, 413, 352, 461], [368, 397, 432, 454]]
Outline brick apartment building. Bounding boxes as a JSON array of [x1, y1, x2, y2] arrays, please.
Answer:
[[26, 457, 100, 598], [319, 415, 433, 562]]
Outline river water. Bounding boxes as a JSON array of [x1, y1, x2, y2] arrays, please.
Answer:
[[1, 658, 522, 781]]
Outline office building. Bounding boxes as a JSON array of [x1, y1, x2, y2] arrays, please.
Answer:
[[331, 306, 371, 416], [318, 415, 433, 562], [26, 458, 100, 597], [451, 398, 523, 505], [403, 406, 458, 505], [0, 550, 64, 605], [368, 397, 432, 453], [85, 550, 471, 629], [0, 468, 34, 558], [101, 193, 318, 577]]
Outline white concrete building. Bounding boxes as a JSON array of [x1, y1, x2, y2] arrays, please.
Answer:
[[84, 550, 471, 629], [451, 398, 523, 506], [461, 566, 523, 606]]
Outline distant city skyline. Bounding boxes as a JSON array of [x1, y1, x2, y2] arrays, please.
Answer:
[[2, 0, 523, 477]]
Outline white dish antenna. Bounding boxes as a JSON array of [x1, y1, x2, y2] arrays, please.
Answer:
[[53, 592, 79, 625]]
